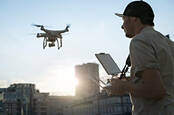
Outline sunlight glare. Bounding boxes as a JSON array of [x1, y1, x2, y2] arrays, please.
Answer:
[[37, 65, 78, 96]]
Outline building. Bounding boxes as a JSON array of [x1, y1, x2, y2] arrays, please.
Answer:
[[0, 83, 36, 115], [0, 84, 75, 115], [75, 63, 100, 98], [0, 62, 132, 115], [65, 94, 131, 115], [47, 96, 75, 115], [33, 92, 49, 115], [69, 62, 132, 115], [0, 88, 5, 114]]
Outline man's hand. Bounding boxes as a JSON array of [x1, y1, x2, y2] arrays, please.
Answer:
[[104, 78, 129, 96], [104, 69, 166, 99], [111, 78, 128, 95]]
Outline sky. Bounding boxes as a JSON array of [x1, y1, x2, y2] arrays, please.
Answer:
[[0, 0, 174, 96]]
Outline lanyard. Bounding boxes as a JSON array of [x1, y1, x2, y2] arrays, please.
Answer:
[[120, 55, 131, 79]]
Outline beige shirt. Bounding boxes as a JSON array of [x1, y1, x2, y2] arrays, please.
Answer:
[[130, 26, 174, 115]]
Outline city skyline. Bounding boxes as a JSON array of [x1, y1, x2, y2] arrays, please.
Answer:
[[1, 0, 174, 95]]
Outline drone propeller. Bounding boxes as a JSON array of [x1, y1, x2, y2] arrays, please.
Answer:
[[32, 24, 44, 28], [28, 33, 37, 35], [66, 24, 71, 28]]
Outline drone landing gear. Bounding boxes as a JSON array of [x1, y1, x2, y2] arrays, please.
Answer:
[[43, 37, 62, 50], [43, 37, 47, 49], [57, 39, 62, 50]]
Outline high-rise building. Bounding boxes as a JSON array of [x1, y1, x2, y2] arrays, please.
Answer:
[[0, 83, 36, 115], [75, 63, 100, 98]]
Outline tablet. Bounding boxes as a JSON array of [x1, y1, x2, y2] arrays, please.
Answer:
[[95, 53, 121, 75]]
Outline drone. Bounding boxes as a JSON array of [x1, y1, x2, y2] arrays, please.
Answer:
[[32, 24, 70, 50]]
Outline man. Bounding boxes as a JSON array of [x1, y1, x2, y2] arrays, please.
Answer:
[[106, 1, 174, 115]]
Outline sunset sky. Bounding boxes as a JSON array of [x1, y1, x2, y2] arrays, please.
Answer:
[[0, 0, 174, 95]]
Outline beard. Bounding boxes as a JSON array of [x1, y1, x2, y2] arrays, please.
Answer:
[[126, 34, 131, 38], [123, 29, 134, 38], [125, 31, 135, 38], [125, 33, 134, 38]]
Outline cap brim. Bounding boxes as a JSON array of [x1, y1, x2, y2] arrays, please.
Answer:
[[115, 13, 124, 17]]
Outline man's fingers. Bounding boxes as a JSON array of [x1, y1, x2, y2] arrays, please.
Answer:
[[104, 86, 112, 90]]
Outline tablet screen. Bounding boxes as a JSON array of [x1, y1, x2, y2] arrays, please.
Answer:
[[95, 53, 121, 75]]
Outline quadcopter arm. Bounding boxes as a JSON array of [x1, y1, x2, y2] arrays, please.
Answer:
[[32, 24, 47, 32], [57, 25, 70, 34], [37, 33, 47, 38]]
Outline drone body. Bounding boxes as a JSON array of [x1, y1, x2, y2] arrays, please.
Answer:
[[33, 24, 70, 50]]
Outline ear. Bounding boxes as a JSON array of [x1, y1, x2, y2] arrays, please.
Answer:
[[135, 17, 142, 24], [131, 17, 138, 22], [131, 17, 142, 25]]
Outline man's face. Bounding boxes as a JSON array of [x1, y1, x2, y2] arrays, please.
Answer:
[[121, 16, 135, 38]]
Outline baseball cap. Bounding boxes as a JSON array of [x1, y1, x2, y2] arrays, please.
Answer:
[[115, 1, 154, 21]]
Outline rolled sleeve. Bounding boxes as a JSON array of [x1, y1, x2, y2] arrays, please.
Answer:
[[130, 38, 160, 75]]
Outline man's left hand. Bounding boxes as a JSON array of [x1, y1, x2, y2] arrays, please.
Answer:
[[110, 78, 128, 95]]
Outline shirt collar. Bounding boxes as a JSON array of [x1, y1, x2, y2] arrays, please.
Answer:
[[140, 26, 154, 33]]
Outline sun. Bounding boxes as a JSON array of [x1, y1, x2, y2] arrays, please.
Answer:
[[57, 76, 78, 92], [37, 66, 78, 96]]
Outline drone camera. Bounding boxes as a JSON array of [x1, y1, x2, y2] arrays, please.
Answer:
[[49, 43, 55, 47]]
